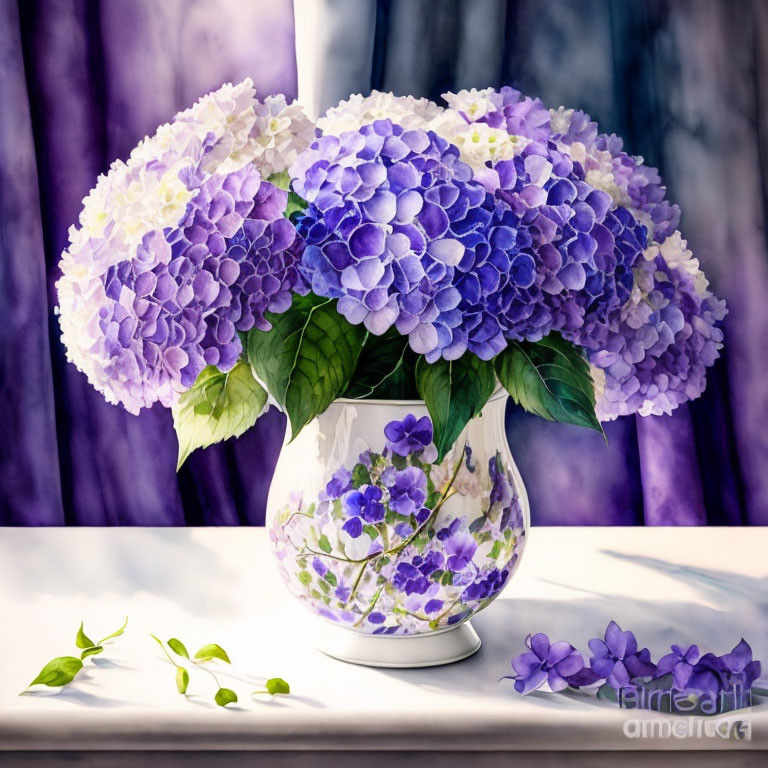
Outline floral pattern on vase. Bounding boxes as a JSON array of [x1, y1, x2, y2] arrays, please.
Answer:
[[268, 394, 527, 635]]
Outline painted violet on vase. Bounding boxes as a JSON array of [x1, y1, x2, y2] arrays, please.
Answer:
[[270, 404, 525, 635]]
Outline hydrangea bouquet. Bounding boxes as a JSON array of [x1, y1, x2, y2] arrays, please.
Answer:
[[57, 81, 727, 658], [58, 81, 726, 468]]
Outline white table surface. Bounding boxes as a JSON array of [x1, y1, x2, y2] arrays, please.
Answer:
[[0, 527, 766, 765]]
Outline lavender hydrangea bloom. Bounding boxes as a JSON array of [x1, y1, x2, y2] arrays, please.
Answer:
[[588, 620, 656, 688], [291, 120, 496, 359], [58, 79, 311, 414], [509, 633, 587, 695], [384, 414, 434, 456], [96, 165, 301, 404], [581, 245, 727, 419]]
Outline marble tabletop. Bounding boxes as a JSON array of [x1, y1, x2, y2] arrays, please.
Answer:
[[0, 527, 766, 766]]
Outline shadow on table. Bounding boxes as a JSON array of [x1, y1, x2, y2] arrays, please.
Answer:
[[0, 529, 240, 616], [372, 553, 768, 707]]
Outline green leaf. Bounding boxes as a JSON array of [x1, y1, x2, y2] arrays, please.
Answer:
[[248, 293, 366, 438], [317, 534, 332, 554], [415, 354, 497, 462], [175, 667, 189, 694], [194, 644, 231, 664], [98, 616, 128, 644], [80, 646, 103, 660], [351, 463, 372, 488], [172, 360, 268, 469], [28, 657, 83, 688], [265, 678, 291, 695], [495, 333, 602, 434], [214, 687, 238, 707], [267, 170, 291, 190], [168, 638, 189, 659], [342, 329, 415, 399], [76, 621, 94, 649]]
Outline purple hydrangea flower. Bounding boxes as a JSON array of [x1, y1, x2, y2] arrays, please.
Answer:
[[509, 633, 587, 695], [588, 621, 656, 689], [384, 414, 434, 456], [391, 549, 444, 595], [387, 466, 428, 516], [94, 166, 302, 409], [480, 86, 552, 143]]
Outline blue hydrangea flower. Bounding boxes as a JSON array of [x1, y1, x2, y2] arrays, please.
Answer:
[[93, 166, 302, 408]]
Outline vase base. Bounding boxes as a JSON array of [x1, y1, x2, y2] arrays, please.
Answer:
[[316, 620, 481, 668]]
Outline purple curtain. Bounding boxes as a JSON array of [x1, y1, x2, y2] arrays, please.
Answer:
[[1, 0, 766, 526]]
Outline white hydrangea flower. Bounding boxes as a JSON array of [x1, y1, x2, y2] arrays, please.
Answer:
[[428, 110, 527, 173], [549, 106, 574, 136], [566, 141, 632, 209], [57, 78, 315, 412], [318, 91, 442, 134], [251, 94, 316, 178], [442, 88, 497, 121], [643, 230, 710, 297]]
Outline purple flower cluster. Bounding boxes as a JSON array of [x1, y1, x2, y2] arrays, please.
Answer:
[[556, 110, 681, 243], [507, 621, 763, 711], [446, 86, 726, 418], [464, 86, 680, 245], [478, 86, 552, 144], [100, 165, 301, 405], [291, 119, 648, 363], [578, 252, 727, 418]]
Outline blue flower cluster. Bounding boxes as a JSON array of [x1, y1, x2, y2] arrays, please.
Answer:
[[290, 119, 648, 363]]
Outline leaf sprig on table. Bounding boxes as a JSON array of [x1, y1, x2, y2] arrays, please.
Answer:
[[151, 634, 290, 707], [23, 617, 128, 692]]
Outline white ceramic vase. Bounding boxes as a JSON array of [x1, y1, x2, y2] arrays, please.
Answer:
[[266, 389, 529, 667]]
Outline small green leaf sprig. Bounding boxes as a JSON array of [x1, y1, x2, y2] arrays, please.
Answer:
[[23, 617, 128, 691], [151, 634, 290, 707]]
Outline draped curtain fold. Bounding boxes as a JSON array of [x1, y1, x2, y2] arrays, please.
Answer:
[[1, 0, 766, 526]]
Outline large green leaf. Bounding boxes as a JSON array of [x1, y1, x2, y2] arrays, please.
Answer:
[[172, 360, 268, 470], [494, 332, 602, 433], [342, 329, 417, 400], [248, 293, 366, 439], [415, 354, 497, 462]]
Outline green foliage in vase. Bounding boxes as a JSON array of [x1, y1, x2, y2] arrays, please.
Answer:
[[495, 333, 602, 434], [415, 353, 497, 462], [248, 293, 366, 439]]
